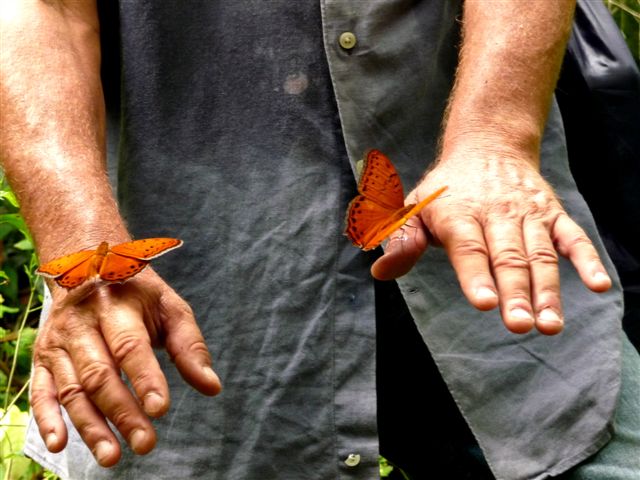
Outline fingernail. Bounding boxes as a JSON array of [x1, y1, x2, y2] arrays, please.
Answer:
[[538, 308, 563, 327], [130, 429, 148, 453], [593, 271, 610, 284], [93, 440, 114, 464], [475, 287, 497, 301], [143, 392, 165, 417], [202, 366, 220, 384], [45, 433, 58, 450], [510, 308, 533, 320], [509, 308, 534, 331]]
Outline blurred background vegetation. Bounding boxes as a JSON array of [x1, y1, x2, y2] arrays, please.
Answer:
[[1, 1, 639, 478], [604, 0, 640, 62]]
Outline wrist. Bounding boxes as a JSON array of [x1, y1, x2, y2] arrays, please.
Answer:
[[439, 116, 542, 170], [35, 222, 131, 266]]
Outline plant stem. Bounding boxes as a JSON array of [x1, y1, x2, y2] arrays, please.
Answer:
[[2, 274, 37, 411]]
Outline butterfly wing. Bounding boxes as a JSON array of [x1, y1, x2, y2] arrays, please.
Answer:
[[99, 238, 182, 283], [357, 150, 405, 210], [109, 238, 183, 260], [346, 185, 448, 250], [98, 252, 150, 283], [54, 257, 96, 289], [37, 250, 96, 278], [36, 238, 182, 287], [365, 186, 449, 248], [345, 195, 399, 250]]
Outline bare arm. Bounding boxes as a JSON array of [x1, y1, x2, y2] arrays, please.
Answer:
[[444, 0, 574, 161], [373, 0, 611, 334], [1, 0, 221, 466], [0, 0, 125, 256]]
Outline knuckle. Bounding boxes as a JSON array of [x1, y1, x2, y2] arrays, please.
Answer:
[[564, 232, 593, 250], [109, 404, 137, 429], [128, 367, 156, 389], [557, 231, 596, 258], [34, 322, 65, 349], [30, 386, 57, 410], [188, 339, 210, 356], [173, 339, 210, 364], [77, 361, 119, 398], [450, 237, 489, 258], [57, 381, 87, 407], [505, 291, 532, 304], [526, 191, 556, 217], [162, 296, 195, 319], [33, 345, 65, 367], [487, 199, 520, 220], [527, 245, 559, 265], [74, 423, 110, 445], [534, 284, 561, 299], [177, 301, 195, 318], [109, 332, 150, 365], [491, 247, 529, 271], [486, 191, 558, 223]]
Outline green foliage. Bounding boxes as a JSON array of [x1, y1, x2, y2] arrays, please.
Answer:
[[379, 456, 395, 477], [1, 405, 39, 480], [604, 0, 640, 64], [0, 177, 51, 479], [379, 456, 411, 480]]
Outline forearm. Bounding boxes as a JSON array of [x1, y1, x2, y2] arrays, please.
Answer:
[[0, 0, 128, 264], [441, 0, 576, 164]]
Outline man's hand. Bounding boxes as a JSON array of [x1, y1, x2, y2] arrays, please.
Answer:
[[372, 0, 608, 335], [372, 149, 611, 335], [30, 270, 222, 467]]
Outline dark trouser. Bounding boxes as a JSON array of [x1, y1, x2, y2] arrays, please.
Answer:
[[375, 279, 494, 480], [376, 279, 640, 480]]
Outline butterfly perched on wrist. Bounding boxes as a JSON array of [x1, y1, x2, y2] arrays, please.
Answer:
[[36, 238, 183, 289], [345, 150, 447, 251]]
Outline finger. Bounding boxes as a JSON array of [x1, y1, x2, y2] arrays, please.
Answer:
[[440, 217, 499, 312], [99, 288, 170, 418], [64, 324, 157, 457], [523, 218, 563, 335], [160, 291, 222, 396], [553, 214, 612, 292], [48, 351, 122, 467], [30, 363, 68, 453], [484, 219, 535, 334], [370, 217, 427, 280]]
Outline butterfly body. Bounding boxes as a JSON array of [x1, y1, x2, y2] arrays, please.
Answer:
[[345, 150, 447, 250], [37, 238, 183, 289]]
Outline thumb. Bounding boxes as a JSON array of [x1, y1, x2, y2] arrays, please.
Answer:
[[370, 216, 429, 280]]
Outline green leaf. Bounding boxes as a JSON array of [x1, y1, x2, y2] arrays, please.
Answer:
[[15, 328, 37, 372], [379, 456, 394, 477], [0, 190, 20, 208], [13, 238, 33, 251], [0, 213, 33, 244], [0, 304, 20, 318], [0, 405, 32, 480]]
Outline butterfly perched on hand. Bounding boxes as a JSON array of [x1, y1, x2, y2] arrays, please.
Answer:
[[345, 150, 447, 251], [36, 238, 183, 289]]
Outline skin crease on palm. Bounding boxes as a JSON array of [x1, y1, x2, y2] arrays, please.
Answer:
[[0, 0, 612, 468]]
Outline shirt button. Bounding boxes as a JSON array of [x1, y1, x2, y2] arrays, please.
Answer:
[[344, 453, 361, 467], [339, 31, 357, 50]]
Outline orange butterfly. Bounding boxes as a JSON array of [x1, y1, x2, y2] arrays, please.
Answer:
[[37, 238, 183, 289], [345, 150, 447, 251]]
